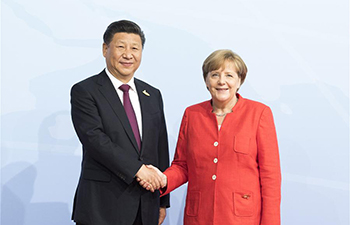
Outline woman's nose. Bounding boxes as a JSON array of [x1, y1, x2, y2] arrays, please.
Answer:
[[218, 75, 226, 85]]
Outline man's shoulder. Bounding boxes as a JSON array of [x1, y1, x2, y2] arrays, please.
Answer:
[[71, 70, 106, 90], [134, 78, 158, 90], [75, 71, 104, 85], [134, 78, 161, 95]]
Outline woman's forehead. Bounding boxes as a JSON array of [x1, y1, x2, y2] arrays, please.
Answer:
[[210, 60, 237, 72]]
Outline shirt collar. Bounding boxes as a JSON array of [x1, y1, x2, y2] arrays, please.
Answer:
[[105, 68, 137, 92]]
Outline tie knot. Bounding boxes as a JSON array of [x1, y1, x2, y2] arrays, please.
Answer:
[[119, 84, 130, 92]]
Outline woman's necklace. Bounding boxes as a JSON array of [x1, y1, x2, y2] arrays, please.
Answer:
[[213, 98, 237, 117], [215, 112, 230, 117]]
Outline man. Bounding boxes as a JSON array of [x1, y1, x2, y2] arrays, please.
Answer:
[[71, 20, 170, 225]]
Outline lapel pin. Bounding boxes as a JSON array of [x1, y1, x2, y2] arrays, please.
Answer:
[[142, 90, 150, 96]]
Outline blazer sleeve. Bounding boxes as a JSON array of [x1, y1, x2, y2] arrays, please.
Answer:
[[161, 109, 189, 196], [157, 91, 171, 207], [71, 83, 143, 184], [257, 106, 281, 225]]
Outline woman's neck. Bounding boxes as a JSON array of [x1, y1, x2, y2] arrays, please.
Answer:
[[212, 96, 238, 115]]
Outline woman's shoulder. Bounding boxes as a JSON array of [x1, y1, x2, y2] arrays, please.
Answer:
[[185, 100, 211, 113], [239, 96, 271, 112]]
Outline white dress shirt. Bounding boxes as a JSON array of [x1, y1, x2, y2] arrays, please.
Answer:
[[105, 68, 143, 139]]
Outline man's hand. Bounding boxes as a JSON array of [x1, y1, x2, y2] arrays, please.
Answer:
[[146, 165, 167, 188], [136, 165, 163, 192], [136, 165, 167, 192], [158, 207, 166, 225]]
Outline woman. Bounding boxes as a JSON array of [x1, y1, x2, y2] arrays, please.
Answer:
[[143, 49, 281, 225]]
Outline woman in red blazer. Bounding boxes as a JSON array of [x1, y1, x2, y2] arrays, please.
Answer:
[[143, 49, 281, 225]]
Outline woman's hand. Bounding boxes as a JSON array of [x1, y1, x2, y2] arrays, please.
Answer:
[[136, 165, 167, 191]]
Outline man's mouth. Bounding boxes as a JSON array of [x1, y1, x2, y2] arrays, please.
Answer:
[[120, 62, 133, 67]]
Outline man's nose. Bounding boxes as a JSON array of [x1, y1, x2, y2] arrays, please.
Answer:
[[123, 48, 133, 58]]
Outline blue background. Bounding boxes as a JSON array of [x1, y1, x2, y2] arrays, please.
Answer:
[[1, 0, 349, 224]]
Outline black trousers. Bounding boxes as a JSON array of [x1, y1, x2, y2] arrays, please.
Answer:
[[132, 203, 142, 225], [76, 204, 142, 225]]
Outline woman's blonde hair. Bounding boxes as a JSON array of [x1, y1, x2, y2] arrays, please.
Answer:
[[202, 49, 247, 85]]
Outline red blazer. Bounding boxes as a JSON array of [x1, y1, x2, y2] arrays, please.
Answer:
[[162, 94, 281, 225]]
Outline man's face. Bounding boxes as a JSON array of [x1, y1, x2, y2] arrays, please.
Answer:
[[103, 32, 142, 82]]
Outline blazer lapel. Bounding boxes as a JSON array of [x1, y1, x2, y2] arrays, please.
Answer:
[[97, 71, 140, 153]]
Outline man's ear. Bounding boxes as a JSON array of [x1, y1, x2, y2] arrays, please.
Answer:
[[102, 43, 108, 57]]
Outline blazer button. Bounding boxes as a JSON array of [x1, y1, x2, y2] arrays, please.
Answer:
[[139, 157, 143, 161], [213, 141, 219, 147], [242, 194, 250, 199], [212, 175, 217, 180], [213, 158, 218, 163]]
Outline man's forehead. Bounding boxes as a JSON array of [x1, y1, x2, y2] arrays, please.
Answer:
[[113, 33, 142, 44]]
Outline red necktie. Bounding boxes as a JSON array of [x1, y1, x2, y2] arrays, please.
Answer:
[[119, 84, 141, 150]]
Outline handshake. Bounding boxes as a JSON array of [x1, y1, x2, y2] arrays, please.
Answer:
[[135, 164, 167, 192]]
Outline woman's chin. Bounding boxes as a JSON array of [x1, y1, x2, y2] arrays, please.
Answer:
[[212, 95, 232, 103]]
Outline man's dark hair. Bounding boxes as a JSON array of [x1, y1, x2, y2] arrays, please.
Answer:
[[103, 20, 146, 48]]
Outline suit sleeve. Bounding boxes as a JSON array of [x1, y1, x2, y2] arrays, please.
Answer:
[[157, 91, 171, 207], [161, 109, 189, 196], [257, 106, 281, 225], [71, 83, 142, 184]]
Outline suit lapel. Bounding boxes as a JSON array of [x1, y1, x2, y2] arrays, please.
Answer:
[[97, 71, 140, 153], [135, 79, 155, 154]]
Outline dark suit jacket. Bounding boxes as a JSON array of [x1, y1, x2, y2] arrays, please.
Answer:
[[71, 70, 170, 225]]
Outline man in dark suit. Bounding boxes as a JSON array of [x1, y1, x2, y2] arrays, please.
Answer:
[[71, 20, 170, 225]]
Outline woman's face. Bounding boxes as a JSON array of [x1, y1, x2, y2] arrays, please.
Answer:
[[205, 60, 241, 104]]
